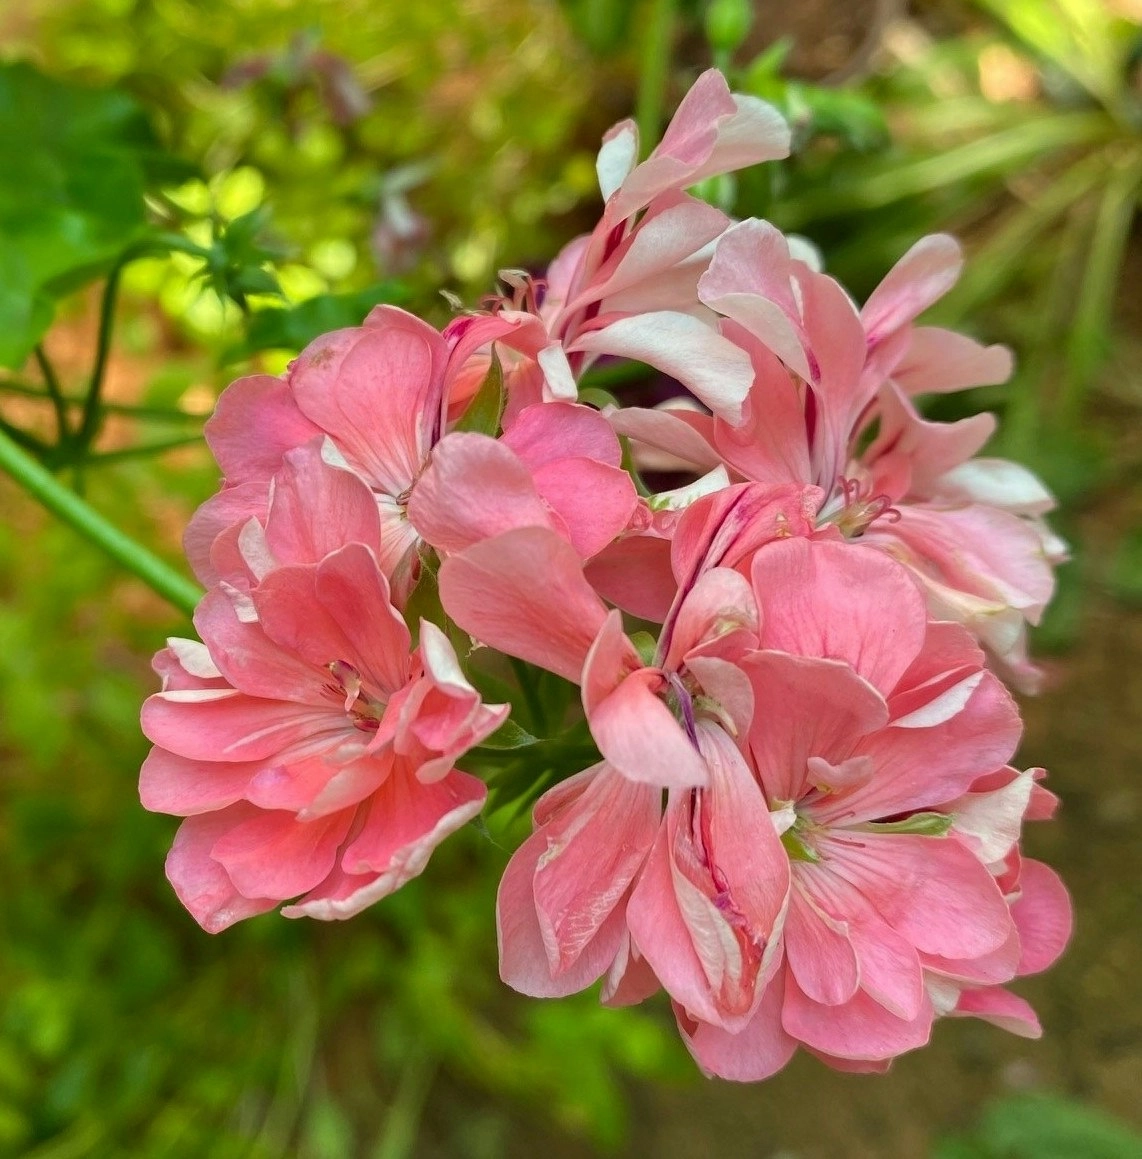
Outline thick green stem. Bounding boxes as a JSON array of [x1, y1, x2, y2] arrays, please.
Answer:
[[636, 0, 678, 156], [0, 426, 203, 617]]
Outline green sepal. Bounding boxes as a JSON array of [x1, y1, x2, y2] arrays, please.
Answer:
[[859, 812, 954, 837], [478, 719, 540, 751], [629, 630, 658, 668], [780, 828, 820, 863], [455, 346, 504, 436]]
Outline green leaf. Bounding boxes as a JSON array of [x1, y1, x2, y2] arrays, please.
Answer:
[[979, 1093, 1142, 1158], [229, 281, 411, 358], [1106, 530, 1142, 608], [454, 347, 504, 436], [0, 62, 179, 368]]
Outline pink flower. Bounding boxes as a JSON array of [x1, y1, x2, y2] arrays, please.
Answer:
[[490, 530, 1070, 1078], [436, 484, 824, 790], [613, 222, 1063, 688], [187, 305, 521, 602], [407, 401, 638, 561], [670, 538, 1071, 1078], [483, 487, 819, 998], [469, 70, 791, 423], [140, 454, 507, 930]]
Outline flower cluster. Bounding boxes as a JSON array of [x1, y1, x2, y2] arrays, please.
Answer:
[[140, 70, 1071, 1079]]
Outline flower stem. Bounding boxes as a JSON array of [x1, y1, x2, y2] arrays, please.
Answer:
[[34, 344, 71, 442], [636, 0, 678, 156], [0, 426, 202, 617]]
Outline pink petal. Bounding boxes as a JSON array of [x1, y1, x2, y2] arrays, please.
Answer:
[[627, 805, 728, 1027], [289, 307, 447, 496], [823, 832, 1013, 960], [827, 669, 1021, 826], [497, 764, 648, 996], [252, 565, 367, 682], [313, 544, 413, 696], [262, 440, 382, 566], [569, 193, 728, 314], [795, 267, 870, 487], [531, 767, 661, 975], [810, 870, 925, 1020], [581, 608, 641, 715], [663, 565, 757, 673], [140, 748, 261, 816], [782, 973, 934, 1061], [530, 457, 638, 559], [184, 482, 269, 586], [951, 986, 1041, 1038], [783, 881, 860, 1006], [892, 326, 1013, 394], [608, 70, 789, 222], [589, 669, 707, 789], [438, 527, 608, 683], [677, 973, 797, 1081], [211, 806, 356, 900], [601, 933, 662, 1007], [584, 534, 677, 622], [406, 432, 554, 554], [572, 311, 754, 424], [861, 234, 962, 345], [165, 806, 278, 932], [745, 651, 888, 803], [751, 537, 927, 697], [712, 327, 814, 485], [629, 726, 789, 1028], [1012, 858, 1072, 975], [284, 769, 486, 919], [865, 382, 995, 497], [142, 688, 346, 763], [672, 482, 823, 587], [608, 404, 722, 474], [205, 374, 320, 484], [502, 402, 624, 469], [699, 218, 812, 378], [192, 587, 320, 703]]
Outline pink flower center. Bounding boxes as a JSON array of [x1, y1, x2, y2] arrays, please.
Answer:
[[325, 660, 386, 731], [822, 475, 900, 538]]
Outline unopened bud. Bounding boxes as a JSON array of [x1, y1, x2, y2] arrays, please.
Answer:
[[705, 0, 752, 56]]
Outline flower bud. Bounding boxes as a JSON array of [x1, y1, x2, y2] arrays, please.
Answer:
[[705, 0, 752, 57]]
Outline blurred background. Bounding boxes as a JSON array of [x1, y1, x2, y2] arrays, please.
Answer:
[[0, 0, 1140, 1155]]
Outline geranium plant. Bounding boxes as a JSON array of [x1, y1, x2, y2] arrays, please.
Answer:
[[4, 68, 1073, 1082]]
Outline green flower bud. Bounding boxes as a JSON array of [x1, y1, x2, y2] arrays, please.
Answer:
[[705, 0, 753, 56]]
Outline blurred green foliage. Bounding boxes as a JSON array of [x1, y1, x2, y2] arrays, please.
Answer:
[[0, 0, 1138, 1154], [935, 1093, 1142, 1158]]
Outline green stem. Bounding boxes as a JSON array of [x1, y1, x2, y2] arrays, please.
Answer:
[[0, 413, 47, 455], [34, 345, 71, 442], [374, 1046, 436, 1159], [1, 380, 200, 422], [86, 434, 205, 466], [510, 657, 547, 736], [0, 380, 208, 423], [0, 426, 203, 617], [77, 258, 126, 453], [636, 0, 678, 156]]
